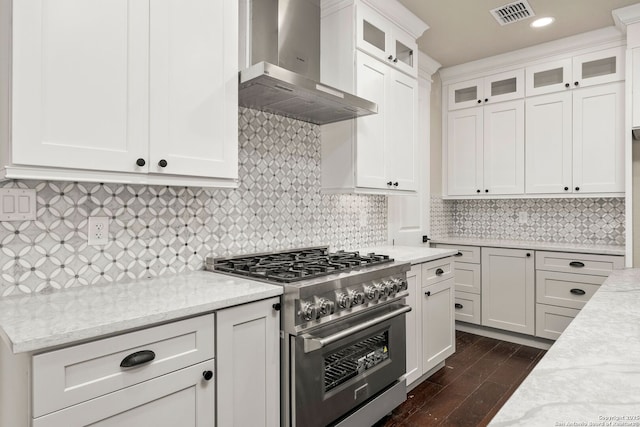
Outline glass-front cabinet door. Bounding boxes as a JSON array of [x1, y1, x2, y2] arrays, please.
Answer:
[[572, 46, 625, 88], [448, 69, 523, 111], [525, 58, 572, 96]]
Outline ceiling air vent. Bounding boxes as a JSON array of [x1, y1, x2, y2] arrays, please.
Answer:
[[490, 0, 535, 25]]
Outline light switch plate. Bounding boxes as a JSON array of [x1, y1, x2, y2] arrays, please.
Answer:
[[0, 188, 36, 221]]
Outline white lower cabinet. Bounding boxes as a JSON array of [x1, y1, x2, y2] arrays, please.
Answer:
[[33, 361, 215, 427], [481, 247, 535, 335], [405, 257, 455, 388], [421, 277, 455, 373], [216, 297, 280, 427]]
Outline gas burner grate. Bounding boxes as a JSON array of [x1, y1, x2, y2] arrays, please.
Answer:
[[210, 247, 393, 283]]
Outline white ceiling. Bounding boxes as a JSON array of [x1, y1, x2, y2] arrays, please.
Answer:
[[396, 0, 640, 68]]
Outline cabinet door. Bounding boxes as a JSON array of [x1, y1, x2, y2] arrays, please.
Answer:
[[12, 0, 149, 173], [446, 107, 483, 195], [483, 99, 524, 195], [481, 248, 534, 335], [356, 2, 392, 63], [387, 69, 418, 191], [356, 51, 389, 189], [405, 265, 421, 386], [149, 0, 238, 179], [422, 278, 455, 373], [525, 92, 573, 194], [483, 69, 524, 104], [572, 47, 625, 88], [525, 58, 572, 96], [216, 297, 280, 427], [447, 78, 484, 111], [33, 361, 215, 427], [572, 82, 624, 193], [391, 28, 418, 77]]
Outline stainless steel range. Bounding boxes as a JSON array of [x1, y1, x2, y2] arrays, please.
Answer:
[[207, 247, 411, 427]]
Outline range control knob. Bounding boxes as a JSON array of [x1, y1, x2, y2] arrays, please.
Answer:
[[318, 298, 335, 316], [396, 278, 408, 292], [386, 280, 399, 296], [299, 301, 318, 321], [377, 282, 390, 299], [363, 284, 380, 301], [349, 290, 365, 306], [336, 292, 352, 309]]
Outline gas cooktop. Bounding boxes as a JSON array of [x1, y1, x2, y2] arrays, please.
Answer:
[[207, 247, 393, 283]]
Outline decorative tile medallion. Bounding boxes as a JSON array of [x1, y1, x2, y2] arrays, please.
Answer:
[[0, 108, 387, 297]]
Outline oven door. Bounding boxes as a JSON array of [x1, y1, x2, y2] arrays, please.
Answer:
[[292, 303, 409, 427]]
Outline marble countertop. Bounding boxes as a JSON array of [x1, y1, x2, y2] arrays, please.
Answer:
[[354, 245, 458, 264], [430, 237, 625, 256], [490, 268, 640, 425], [0, 271, 283, 354]]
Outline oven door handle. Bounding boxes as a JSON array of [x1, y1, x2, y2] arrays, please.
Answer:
[[302, 306, 412, 353]]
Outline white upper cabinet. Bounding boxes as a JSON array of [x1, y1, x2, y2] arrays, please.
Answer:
[[525, 47, 624, 97], [320, 0, 426, 194], [447, 69, 524, 111], [5, 0, 238, 187], [446, 100, 524, 196], [356, 2, 418, 77]]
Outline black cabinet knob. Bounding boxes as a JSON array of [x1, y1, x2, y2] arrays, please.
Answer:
[[387, 181, 393, 186], [425, 291, 431, 296], [485, 189, 489, 193], [565, 83, 570, 88], [393, 57, 398, 63], [484, 98, 489, 103], [158, 159, 168, 168], [388, 55, 393, 61], [476, 189, 481, 193], [477, 100, 482, 104], [272, 303, 281, 311], [526, 253, 531, 257], [136, 158, 146, 167], [575, 186, 580, 191], [574, 81, 579, 86], [435, 268, 444, 276], [393, 182, 399, 187], [564, 186, 569, 191], [202, 370, 213, 381], [454, 303, 463, 309]]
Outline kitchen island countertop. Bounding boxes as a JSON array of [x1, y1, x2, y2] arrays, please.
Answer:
[[0, 271, 282, 354], [490, 268, 640, 425], [354, 245, 458, 264]]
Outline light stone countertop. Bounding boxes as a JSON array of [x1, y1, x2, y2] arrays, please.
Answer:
[[490, 268, 640, 426], [430, 237, 625, 256], [354, 245, 458, 264], [0, 271, 283, 354]]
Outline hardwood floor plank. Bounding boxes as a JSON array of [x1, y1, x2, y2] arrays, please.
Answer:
[[442, 381, 510, 426]]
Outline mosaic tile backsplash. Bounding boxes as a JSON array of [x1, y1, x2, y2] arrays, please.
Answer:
[[0, 108, 387, 297], [430, 196, 625, 246]]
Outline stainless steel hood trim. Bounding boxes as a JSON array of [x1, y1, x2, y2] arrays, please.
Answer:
[[239, 62, 378, 125]]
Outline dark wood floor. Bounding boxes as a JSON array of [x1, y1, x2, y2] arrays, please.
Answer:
[[377, 331, 546, 427]]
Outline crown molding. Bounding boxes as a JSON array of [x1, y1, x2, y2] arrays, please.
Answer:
[[418, 51, 441, 80], [613, 3, 640, 33]]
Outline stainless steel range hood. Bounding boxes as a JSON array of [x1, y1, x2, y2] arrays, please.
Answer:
[[239, 0, 377, 125]]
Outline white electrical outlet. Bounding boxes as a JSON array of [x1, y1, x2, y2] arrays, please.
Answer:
[[88, 216, 109, 246]]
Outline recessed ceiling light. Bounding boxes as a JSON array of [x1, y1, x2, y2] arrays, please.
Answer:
[[530, 17, 555, 28]]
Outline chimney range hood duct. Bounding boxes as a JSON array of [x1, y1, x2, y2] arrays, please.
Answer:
[[239, 0, 377, 125]]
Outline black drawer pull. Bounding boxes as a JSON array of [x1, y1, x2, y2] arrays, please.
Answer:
[[570, 288, 586, 296], [454, 303, 463, 309], [435, 268, 444, 276], [202, 370, 214, 381], [120, 350, 156, 368], [454, 252, 463, 257], [569, 261, 585, 268]]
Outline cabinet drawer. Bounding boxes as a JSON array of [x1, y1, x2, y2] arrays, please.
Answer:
[[454, 291, 481, 325], [453, 262, 481, 294], [535, 304, 579, 340], [433, 244, 480, 264], [536, 271, 604, 309], [422, 257, 454, 286], [535, 251, 623, 276], [33, 314, 215, 418]]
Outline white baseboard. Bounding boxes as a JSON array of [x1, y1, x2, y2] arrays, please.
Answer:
[[456, 322, 554, 350]]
